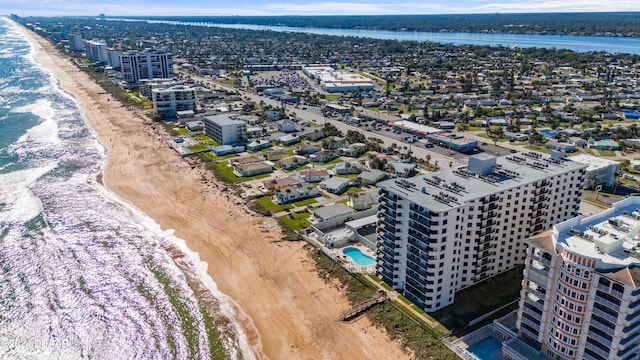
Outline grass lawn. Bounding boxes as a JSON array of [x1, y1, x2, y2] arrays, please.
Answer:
[[255, 196, 294, 213], [346, 187, 363, 194], [598, 149, 617, 156], [430, 266, 524, 334], [175, 128, 191, 135], [291, 198, 318, 207], [211, 162, 270, 183], [189, 143, 209, 152], [324, 94, 342, 101], [278, 211, 312, 230]]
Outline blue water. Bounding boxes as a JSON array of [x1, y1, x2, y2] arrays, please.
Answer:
[[0, 17, 252, 359], [467, 337, 502, 360], [343, 247, 375, 266], [108, 17, 640, 54]]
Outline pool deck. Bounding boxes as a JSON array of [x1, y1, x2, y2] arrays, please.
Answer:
[[448, 325, 511, 360], [336, 244, 376, 273]]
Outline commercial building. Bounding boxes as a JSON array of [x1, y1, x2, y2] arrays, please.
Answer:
[[303, 66, 374, 93], [203, 114, 247, 146], [504, 197, 640, 360], [151, 85, 198, 118], [84, 39, 108, 64], [121, 50, 173, 86], [376, 152, 587, 311]]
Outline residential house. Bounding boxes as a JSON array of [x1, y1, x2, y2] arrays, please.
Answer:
[[278, 155, 308, 170], [236, 162, 273, 177], [335, 162, 364, 175], [313, 203, 354, 222], [276, 118, 298, 133], [294, 144, 321, 155], [319, 177, 351, 194], [230, 155, 262, 167], [386, 162, 417, 178], [246, 140, 272, 152], [298, 169, 331, 183], [339, 143, 367, 157], [309, 150, 337, 163], [265, 149, 289, 161], [278, 134, 301, 146], [302, 128, 329, 141], [357, 169, 386, 185], [502, 132, 529, 142], [275, 183, 319, 204], [348, 192, 376, 210], [589, 138, 620, 150], [263, 176, 303, 191]]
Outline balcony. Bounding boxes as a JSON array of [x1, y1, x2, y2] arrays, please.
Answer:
[[585, 338, 611, 359], [520, 314, 541, 329], [591, 307, 619, 325], [596, 283, 625, 298], [529, 262, 550, 277], [587, 330, 613, 347], [594, 295, 621, 312]]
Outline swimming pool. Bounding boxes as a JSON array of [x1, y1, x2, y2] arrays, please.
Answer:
[[342, 247, 375, 266], [466, 337, 502, 360]]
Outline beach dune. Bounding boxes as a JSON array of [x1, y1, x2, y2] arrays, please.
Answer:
[[21, 25, 410, 359]]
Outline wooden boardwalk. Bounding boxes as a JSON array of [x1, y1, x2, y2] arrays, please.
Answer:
[[339, 289, 389, 321]]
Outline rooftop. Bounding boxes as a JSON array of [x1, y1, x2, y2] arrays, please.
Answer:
[[570, 153, 620, 170], [204, 114, 246, 126], [554, 197, 640, 271], [378, 151, 586, 212]]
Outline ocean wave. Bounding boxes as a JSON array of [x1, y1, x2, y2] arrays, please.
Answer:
[[0, 162, 57, 223], [0, 16, 254, 360]]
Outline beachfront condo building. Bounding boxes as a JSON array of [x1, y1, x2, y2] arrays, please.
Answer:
[[502, 197, 640, 360], [152, 85, 198, 118], [84, 39, 108, 64], [376, 152, 587, 312], [139, 78, 185, 99], [203, 114, 247, 146], [106, 48, 122, 70], [121, 50, 173, 86], [68, 33, 83, 52]]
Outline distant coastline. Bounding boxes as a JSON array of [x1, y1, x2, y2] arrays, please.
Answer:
[[104, 12, 640, 38], [104, 16, 640, 54]]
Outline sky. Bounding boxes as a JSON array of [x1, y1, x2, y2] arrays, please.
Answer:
[[1, 0, 639, 16]]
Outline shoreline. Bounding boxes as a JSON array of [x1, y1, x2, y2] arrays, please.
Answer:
[[15, 22, 410, 360]]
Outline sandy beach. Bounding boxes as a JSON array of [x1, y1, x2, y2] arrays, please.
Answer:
[[20, 25, 411, 360]]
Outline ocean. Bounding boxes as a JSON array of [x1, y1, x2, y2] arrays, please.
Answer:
[[0, 18, 252, 359]]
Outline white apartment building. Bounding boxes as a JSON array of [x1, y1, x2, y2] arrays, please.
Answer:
[[376, 152, 587, 311], [203, 114, 247, 146], [571, 153, 621, 189], [68, 33, 83, 52], [84, 39, 108, 64], [106, 48, 122, 70], [139, 78, 184, 99], [503, 197, 640, 360], [152, 85, 198, 118], [121, 50, 173, 86]]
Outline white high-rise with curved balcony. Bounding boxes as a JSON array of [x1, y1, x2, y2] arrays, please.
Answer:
[[504, 197, 640, 360]]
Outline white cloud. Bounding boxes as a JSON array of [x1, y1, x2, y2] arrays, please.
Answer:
[[2, 0, 639, 16]]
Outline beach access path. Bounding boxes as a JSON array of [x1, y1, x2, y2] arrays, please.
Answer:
[[19, 24, 411, 360]]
